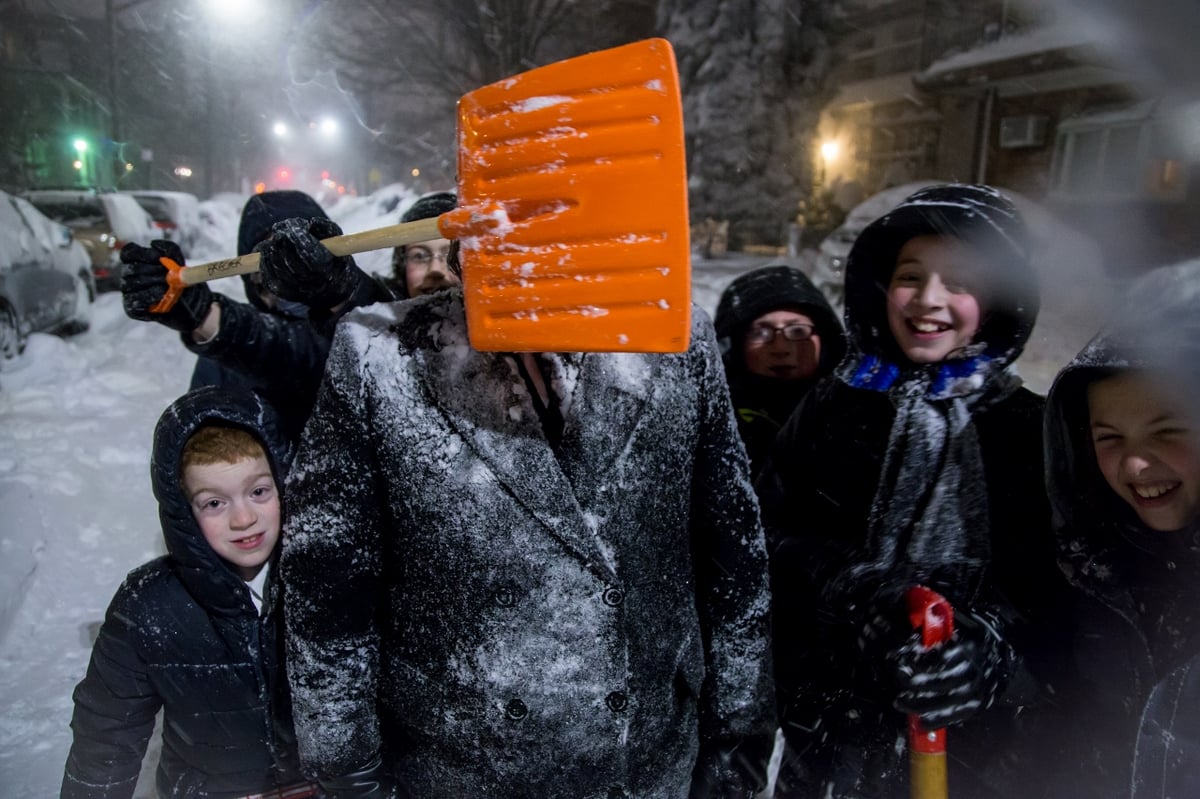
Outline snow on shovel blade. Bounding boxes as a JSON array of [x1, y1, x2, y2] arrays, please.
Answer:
[[443, 37, 692, 353]]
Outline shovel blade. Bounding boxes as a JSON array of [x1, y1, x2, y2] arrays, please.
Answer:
[[448, 38, 691, 353]]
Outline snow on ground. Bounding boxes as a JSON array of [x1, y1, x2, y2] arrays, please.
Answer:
[[0, 183, 1109, 795]]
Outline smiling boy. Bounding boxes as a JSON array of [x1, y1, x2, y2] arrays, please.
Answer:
[[182, 430, 281, 582], [1044, 264, 1200, 796], [885, 234, 984, 363], [1087, 371, 1200, 533], [758, 184, 1071, 798], [62, 387, 311, 799]]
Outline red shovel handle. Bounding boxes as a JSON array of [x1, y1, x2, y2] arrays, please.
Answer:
[[906, 585, 954, 757]]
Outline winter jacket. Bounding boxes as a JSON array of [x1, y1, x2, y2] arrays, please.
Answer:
[[185, 293, 330, 445], [61, 387, 304, 799], [1044, 261, 1200, 798], [713, 264, 846, 479], [758, 185, 1071, 798], [281, 288, 776, 799], [1132, 656, 1200, 799], [186, 189, 394, 445]]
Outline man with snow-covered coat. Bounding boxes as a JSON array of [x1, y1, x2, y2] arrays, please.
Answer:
[[279, 286, 776, 798]]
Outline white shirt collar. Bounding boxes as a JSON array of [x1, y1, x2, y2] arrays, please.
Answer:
[[245, 561, 270, 614]]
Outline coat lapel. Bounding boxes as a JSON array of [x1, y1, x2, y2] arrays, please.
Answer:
[[556, 352, 655, 505], [414, 313, 616, 580]]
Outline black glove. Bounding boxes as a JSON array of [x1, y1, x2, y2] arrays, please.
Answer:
[[318, 753, 398, 799], [255, 217, 366, 309], [120, 240, 213, 333], [855, 597, 911, 659], [888, 608, 1013, 728]]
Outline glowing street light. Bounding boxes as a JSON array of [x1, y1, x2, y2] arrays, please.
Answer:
[[818, 139, 841, 185], [318, 117, 339, 137], [204, 0, 264, 25], [273, 121, 289, 138], [73, 138, 89, 154]]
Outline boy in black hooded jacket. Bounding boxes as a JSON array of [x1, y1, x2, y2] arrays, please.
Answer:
[[713, 264, 846, 480], [758, 184, 1071, 798], [61, 387, 310, 799], [1044, 261, 1200, 798]]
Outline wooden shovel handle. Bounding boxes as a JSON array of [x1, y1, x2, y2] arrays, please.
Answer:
[[150, 217, 443, 312], [176, 216, 442, 288]]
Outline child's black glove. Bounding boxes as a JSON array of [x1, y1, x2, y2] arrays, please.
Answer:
[[888, 607, 1013, 728], [120, 241, 213, 333], [255, 217, 366, 309]]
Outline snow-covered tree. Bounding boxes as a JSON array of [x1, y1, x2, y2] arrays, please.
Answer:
[[292, 0, 656, 187], [657, 0, 837, 249]]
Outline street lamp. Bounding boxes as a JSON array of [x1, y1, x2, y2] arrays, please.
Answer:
[[819, 138, 840, 185], [204, 0, 264, 23], [273, 121, 289, 138]]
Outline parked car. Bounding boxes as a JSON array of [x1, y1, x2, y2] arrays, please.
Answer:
[[0, 190, 92, 366], [125, 190, 201, 254], [812, 181, 939, 310], [9, 195, 96, 302], [21, 189, 157, 292]]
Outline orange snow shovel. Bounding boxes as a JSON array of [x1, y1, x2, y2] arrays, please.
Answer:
[[906, 585, 955, 799], [152, 38, 691, 353]]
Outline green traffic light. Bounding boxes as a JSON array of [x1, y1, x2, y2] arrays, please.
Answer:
[[73, 138, 88, 153]]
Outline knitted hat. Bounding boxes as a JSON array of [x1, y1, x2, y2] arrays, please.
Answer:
[[237, 190, 328, 256], [842, 183, 1038, 366], [714, 264, 846, 374], [401, 191, 457, 224]]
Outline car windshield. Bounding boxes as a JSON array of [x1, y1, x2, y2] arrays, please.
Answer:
[[26, 198, 106, 228], [131, 196, 173, 223]]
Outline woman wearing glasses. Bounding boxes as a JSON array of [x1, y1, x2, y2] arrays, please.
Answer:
[[714, 264, 846, 479]]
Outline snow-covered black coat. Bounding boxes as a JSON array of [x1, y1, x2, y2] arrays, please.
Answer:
[[757, 185, 1071, 798], [281, 289, 776, 798], [61, 388, 304, 799], [1044, 262, 1200, 798]]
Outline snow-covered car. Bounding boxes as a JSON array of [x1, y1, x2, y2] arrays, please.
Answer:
[[125, 190, 201, 254], [812, 181, 939, 309], [9, 194, 96, 302], [0, 190, 92, 365], [22, 189, 157, 292]]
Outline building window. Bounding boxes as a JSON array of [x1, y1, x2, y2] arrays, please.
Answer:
[[1051, 110, 1187, 202]]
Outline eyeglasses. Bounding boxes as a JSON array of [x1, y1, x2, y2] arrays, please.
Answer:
[[404, 249, 451, 266], [745, 323, 816, 344]]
